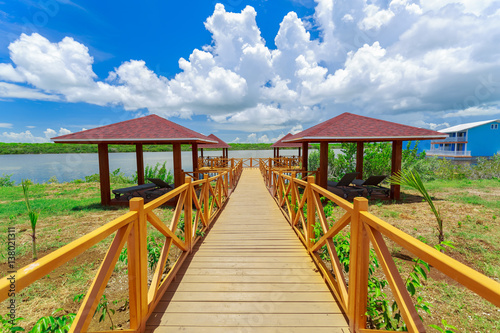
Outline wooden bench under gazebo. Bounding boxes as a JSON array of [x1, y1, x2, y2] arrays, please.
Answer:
[[284, 112, 447, 200], [51, 115, 216, 205]]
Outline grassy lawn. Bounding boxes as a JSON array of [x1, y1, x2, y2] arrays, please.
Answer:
[[0, 181, 177, 331], [1, 177, 499, 331], [366, 178, 500, 332]]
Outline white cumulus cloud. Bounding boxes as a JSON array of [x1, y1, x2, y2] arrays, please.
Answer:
[[0, 1, 500, 134]]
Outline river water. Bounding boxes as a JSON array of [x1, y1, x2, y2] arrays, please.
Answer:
[[0, 149, 304, 184]]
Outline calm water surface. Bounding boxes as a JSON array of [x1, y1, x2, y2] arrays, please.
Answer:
[[0, 149, 304, 184]]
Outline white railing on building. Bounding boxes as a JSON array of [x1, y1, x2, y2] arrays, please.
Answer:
[[432, 136, 467, 143], [427, 149, 471, 157]]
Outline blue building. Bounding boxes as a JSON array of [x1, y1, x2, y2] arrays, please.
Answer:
[[427, 119, 500, 159]]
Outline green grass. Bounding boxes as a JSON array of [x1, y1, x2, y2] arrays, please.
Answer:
[[423, 178, 500, 191], [449, 194, 500, 209], [0, 183, 127, 226]]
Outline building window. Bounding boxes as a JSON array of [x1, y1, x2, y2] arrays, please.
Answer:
[[492, 124, 499, 130]]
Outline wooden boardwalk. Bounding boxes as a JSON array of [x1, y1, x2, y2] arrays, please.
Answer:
[[146, 168, 349, 332]]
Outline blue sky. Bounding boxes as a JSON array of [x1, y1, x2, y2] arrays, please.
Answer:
[[1, 0, 500, 144]]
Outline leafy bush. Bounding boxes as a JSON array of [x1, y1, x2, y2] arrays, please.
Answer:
[[29, 309, 75, 333], [134, 162, 173, 184], [0, 174, 15, 187], [309, 142, 426, 181], [0, 314, 24, 332]]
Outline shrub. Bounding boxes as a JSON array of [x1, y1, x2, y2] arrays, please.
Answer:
[[0, 174, 15, 187]]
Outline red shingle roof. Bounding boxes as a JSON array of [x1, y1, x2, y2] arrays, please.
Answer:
[[52, 114, 216, 144], [271, 133, 304, 148], [198, 134, 231, 149], [285, 112, 447, 143]]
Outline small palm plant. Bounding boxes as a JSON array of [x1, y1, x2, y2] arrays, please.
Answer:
[[22, 179, 39, 261], [389, 170, 444, 245]]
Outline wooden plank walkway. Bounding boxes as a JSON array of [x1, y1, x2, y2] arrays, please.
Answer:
[[146, 168, 349, 332]]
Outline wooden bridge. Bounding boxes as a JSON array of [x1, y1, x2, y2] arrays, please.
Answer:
[[146, 168, 348, 332], [1, 160, 499, 332]]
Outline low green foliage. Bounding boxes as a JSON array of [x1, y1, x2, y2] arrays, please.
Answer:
[[0, 314, 24, 332], [29, 309, 75, 333], [308, 142, 425, 181], [147, 235, 163, 271], [73, 294, 117, 330], [0, 174, 15, 187], [135, 162, 173, 184], [429, 319, 458, 333], [308, 142, 500, 182]]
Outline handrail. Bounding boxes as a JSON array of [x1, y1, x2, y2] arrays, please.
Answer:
[[263, 166, 500, 333], [198, 156, 301, 169], [0, 160, 244, 332]]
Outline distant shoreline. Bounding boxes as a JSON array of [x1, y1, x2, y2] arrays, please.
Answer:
[[0, 142, 311, 155]]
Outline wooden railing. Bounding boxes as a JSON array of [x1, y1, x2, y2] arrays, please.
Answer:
[[184, 161, 243, 191], [259, 158, 318, 187], [198, 156, 301, 169], [0, 161, 243, 332], [265, 168, 500, 333]]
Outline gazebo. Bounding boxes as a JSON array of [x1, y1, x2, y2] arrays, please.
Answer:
[[52, 115, 216, 205], [284, 112, 447, 200], [198, 134, 231, 159], [271, 133, 303, 158]]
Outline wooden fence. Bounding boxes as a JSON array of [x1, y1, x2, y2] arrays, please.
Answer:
[[263, 166, 500, 332], [0, 161, 243, 332], [198, 156, 301, 169]]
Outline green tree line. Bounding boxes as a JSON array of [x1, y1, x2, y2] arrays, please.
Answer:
[[0, 142, 279, 154]]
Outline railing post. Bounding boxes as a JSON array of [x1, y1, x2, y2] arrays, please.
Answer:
[[231, 158, 234, 168], [306, 176, 315, 250], [291, 172, 296, 223], [278, 171, 282, 202], [268, 158, 272, 188], [217, 174, 222, 209], [184, 176, 193, 252], [348, 197, 369, 332], [128, 197, 148, 330], [204, 174, 209, 226], [224, 171, 229, 195]]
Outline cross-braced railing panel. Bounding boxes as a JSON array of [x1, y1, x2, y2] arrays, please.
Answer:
[[263, 167, 500, 333], [0, 161, 243, 333]]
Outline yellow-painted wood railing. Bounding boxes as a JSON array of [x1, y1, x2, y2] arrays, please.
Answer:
[[0, 161, 243, 333], [199, 156, 301, 169], [265, 168, 500, 333], [259, 159, 317, 188]]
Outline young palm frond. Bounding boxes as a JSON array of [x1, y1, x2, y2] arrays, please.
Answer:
[[388, 170, 444, 244], [22, 179, 39, 260]]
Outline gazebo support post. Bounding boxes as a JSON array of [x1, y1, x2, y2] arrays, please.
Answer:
[[200, 148, 204, 158], [98, 143, 111, 206], [298, 147, 301, 158], [356, 142, 364, 180], [319, 142, 328, 189], [173, 143, 183, 188], [277, 148, 280, 158], [192, 143, 198, 175], [302, 142, 308, 172], [136, 143, 144, 185], [391, 141, 402, 200]]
